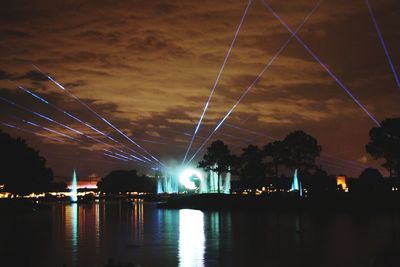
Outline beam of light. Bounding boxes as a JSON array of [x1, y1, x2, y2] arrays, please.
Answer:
[[23, 119, 137, 164], [185, 0, 322, 165], [32, 65, 167, 170], [1, 122, 66, 143], [23, 120, 80, 142], [103, 152, 129, 162], [317, 158, 364, 172], [0, 95, 81, 136], [181, 0, 253, 165], [224, 122, 369, 170], [365, 0, 400, 90], [1, 122, 135, 165], [0, 95, 153, 167], [261, 0, 381, 127], [17, 85, 149, 162], [225, 123, 275, 140], [18, 86, 49, 104]]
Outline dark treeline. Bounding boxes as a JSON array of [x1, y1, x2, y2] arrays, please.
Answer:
[[97, 170, 155, 193], [1, 117, 399, 195], [0, 130, 66, 194], [198, 130, 330, 193], [198, 117, 400, 194]]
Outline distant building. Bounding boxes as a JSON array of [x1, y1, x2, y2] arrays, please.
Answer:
[[336, 175, 348, 192]]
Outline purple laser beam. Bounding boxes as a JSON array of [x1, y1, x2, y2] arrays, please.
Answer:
[[365, 0, 400, 90], [182, 0, 253, 165], [18, 85, 149, 162], [32, 64, 167, 169], [185, 0, 323, 164], [261, 0, 381, 127]]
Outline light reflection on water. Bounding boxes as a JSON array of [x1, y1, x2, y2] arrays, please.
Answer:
[[178, 209, 205, 267], [65, 203, 78, 266], [1, 202, 398, 267]]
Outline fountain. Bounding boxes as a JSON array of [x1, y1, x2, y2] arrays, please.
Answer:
[[70, 169, 78, 203], [156, 166, 232, 194], [290, 169, 302, 196]]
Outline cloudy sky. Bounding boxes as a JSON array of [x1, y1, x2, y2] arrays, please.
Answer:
[[0, 0, 399, 178]]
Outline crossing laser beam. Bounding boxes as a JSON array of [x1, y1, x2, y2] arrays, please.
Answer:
[[261, 0, 381, 127], [224, 122, 369, 170], [103, 152, 129, 162], [0, 95, 152, 166], [1, 122, 66, 143], [185, 0, 322, 164], [365, 0, 400, 90], [32, 64, 167, 169], [24, 120, 80, 142], [17, 86, 148, 162], [182, 0, 253, 165], [1, 122, 139, 165]]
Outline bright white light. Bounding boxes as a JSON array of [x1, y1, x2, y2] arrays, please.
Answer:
[[179, 169, 203, 190], [179, 209, 205, 267]]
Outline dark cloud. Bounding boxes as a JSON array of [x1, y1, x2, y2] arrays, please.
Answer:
[[0, 70, 14, 80], [0, 29, 32, 39], [16, 70, 48, 81]]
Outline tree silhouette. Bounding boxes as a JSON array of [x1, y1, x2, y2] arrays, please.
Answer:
[[366, 118, 400, 177], [239, 145, 266, 186], [198, 140, 232, 193], [0, 130, 53, 194], [264, 140, 286, 178], [358, 168, 384, 192], [282, 130, 321, 172], [97, 170, 155, 193]]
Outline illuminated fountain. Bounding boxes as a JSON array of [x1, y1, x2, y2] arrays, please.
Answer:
[[205, 167, 231, 194], [157, 179, 163, 194], [179, 168, 203, 193], [156, 166, 231, 194], [223, 171, 231, 194], [290, 169, 302, 197], [70, 169, 78, 203]]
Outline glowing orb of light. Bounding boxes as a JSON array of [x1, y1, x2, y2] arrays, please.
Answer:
[[179, 169, 203, 190]]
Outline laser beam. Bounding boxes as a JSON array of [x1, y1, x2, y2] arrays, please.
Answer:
[[17, 85, 149, 162], [1, 122, 139, 165], [1, 122, 66, 143], [23, 120, 80, 142], [32, 64, 167, 169], [185, 0, 323, 164], [182, 0, 253, 165], [0, 95, 152, 166], [261, 0, 381, 127], [103, 152, 129, 162], [365, 0, 400, 90], [224, 122, 369, 170]]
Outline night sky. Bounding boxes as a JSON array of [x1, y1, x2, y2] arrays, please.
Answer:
[[0, 0, 399, 179]]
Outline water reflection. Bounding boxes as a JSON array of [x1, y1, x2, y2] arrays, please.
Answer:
[[133, 200, 144, 242], [179, 209, 205, 267], [65, 203, 78, 266], [95, 203, 100, 251]]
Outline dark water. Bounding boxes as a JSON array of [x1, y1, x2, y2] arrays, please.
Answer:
[[0, 201, 399, 267]]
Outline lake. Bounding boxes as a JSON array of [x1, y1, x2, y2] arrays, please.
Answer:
[[0, 201, 399, 267]]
